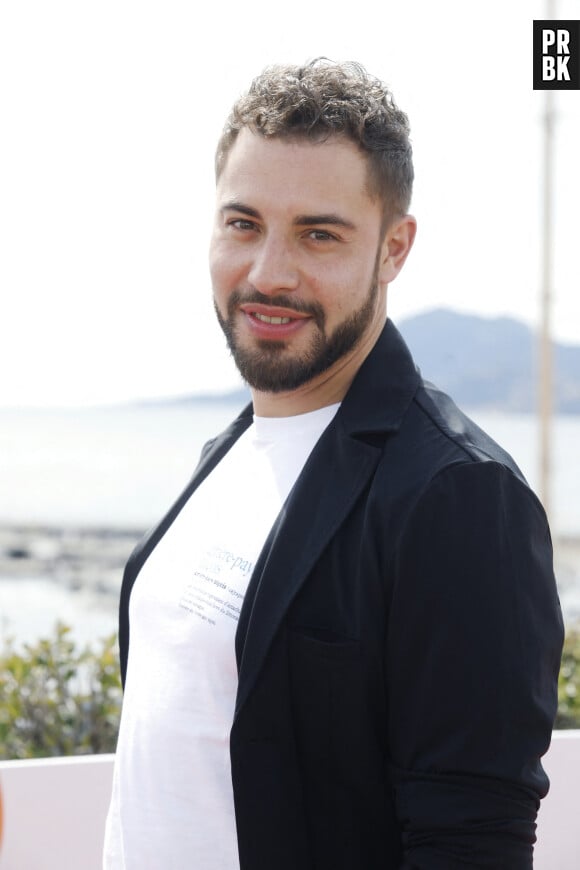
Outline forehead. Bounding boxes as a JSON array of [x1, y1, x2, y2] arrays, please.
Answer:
[[216, 129, 378, 215]]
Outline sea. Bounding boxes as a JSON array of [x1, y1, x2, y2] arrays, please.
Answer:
[[1, 401, 579, 646]]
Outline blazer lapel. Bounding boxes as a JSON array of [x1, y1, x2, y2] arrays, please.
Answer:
[[233, 419, 382, 719]]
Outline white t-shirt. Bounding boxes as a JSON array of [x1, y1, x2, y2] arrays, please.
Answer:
[[103, 403, 340, 870]]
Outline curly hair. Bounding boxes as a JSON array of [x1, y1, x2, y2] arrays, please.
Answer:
[[215, 59, 414, 226]]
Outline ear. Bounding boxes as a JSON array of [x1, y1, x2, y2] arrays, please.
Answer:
[[377, 215, 417, 288]]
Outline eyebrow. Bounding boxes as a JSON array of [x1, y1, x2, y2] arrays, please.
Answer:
[[220, 202, 261, 219], [220, 200, 356, 231], [294, 213, 356, 231]]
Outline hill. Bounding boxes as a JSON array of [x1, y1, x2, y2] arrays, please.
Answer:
[[397, 309, 580, 413]]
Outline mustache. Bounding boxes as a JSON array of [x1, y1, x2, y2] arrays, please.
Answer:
[[227, 289, 326, 331]]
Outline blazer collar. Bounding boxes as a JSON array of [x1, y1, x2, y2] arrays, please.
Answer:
[[337, 318, 420, 438]]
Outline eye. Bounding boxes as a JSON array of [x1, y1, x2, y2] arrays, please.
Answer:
[[229, 218, 258, 232], [306, 229, 336, 242]]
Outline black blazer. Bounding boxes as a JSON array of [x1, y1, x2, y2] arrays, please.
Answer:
[[119, 321, 564, 869]]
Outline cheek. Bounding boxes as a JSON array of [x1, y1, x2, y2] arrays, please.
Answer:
[[209, 240, 239, 293], [310, 267, 359, 314], [208, 233, 224, 274]]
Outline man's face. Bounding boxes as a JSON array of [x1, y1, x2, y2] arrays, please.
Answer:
[[209, 130, 390, 394]]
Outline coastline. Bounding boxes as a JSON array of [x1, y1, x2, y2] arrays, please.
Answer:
[[0, 524, 143, 600]]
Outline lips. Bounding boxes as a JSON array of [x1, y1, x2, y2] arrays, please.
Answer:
[[238, 303, 311, 339]]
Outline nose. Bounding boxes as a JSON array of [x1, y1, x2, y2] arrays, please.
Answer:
[[247, 235, 300, 296]]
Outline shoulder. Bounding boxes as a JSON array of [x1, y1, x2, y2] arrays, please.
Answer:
[[367, 377, 536, 531], [361, 375, 553, 592], [407, 379, 525, 478]]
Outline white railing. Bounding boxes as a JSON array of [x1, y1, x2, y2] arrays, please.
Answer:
[[534, 730, 580, 868], [0, 732, 578, 869], [0, 753, 114, 870]]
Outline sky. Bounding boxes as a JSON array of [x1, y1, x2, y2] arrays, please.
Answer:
[[1, 0, 579, 406]]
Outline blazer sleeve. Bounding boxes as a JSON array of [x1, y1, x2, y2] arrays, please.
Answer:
[[385, 460, 564, 869]]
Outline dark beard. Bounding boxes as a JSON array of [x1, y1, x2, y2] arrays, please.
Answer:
[[214, 279, 379, 393]]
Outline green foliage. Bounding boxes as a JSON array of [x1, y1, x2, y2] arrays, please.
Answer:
[[556, 626, 580, 729], [0, 622, 122, 759], [0, 619, 578, 760]]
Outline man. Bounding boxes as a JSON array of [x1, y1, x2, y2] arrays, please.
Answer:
[[104, 60, 564, 868]]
